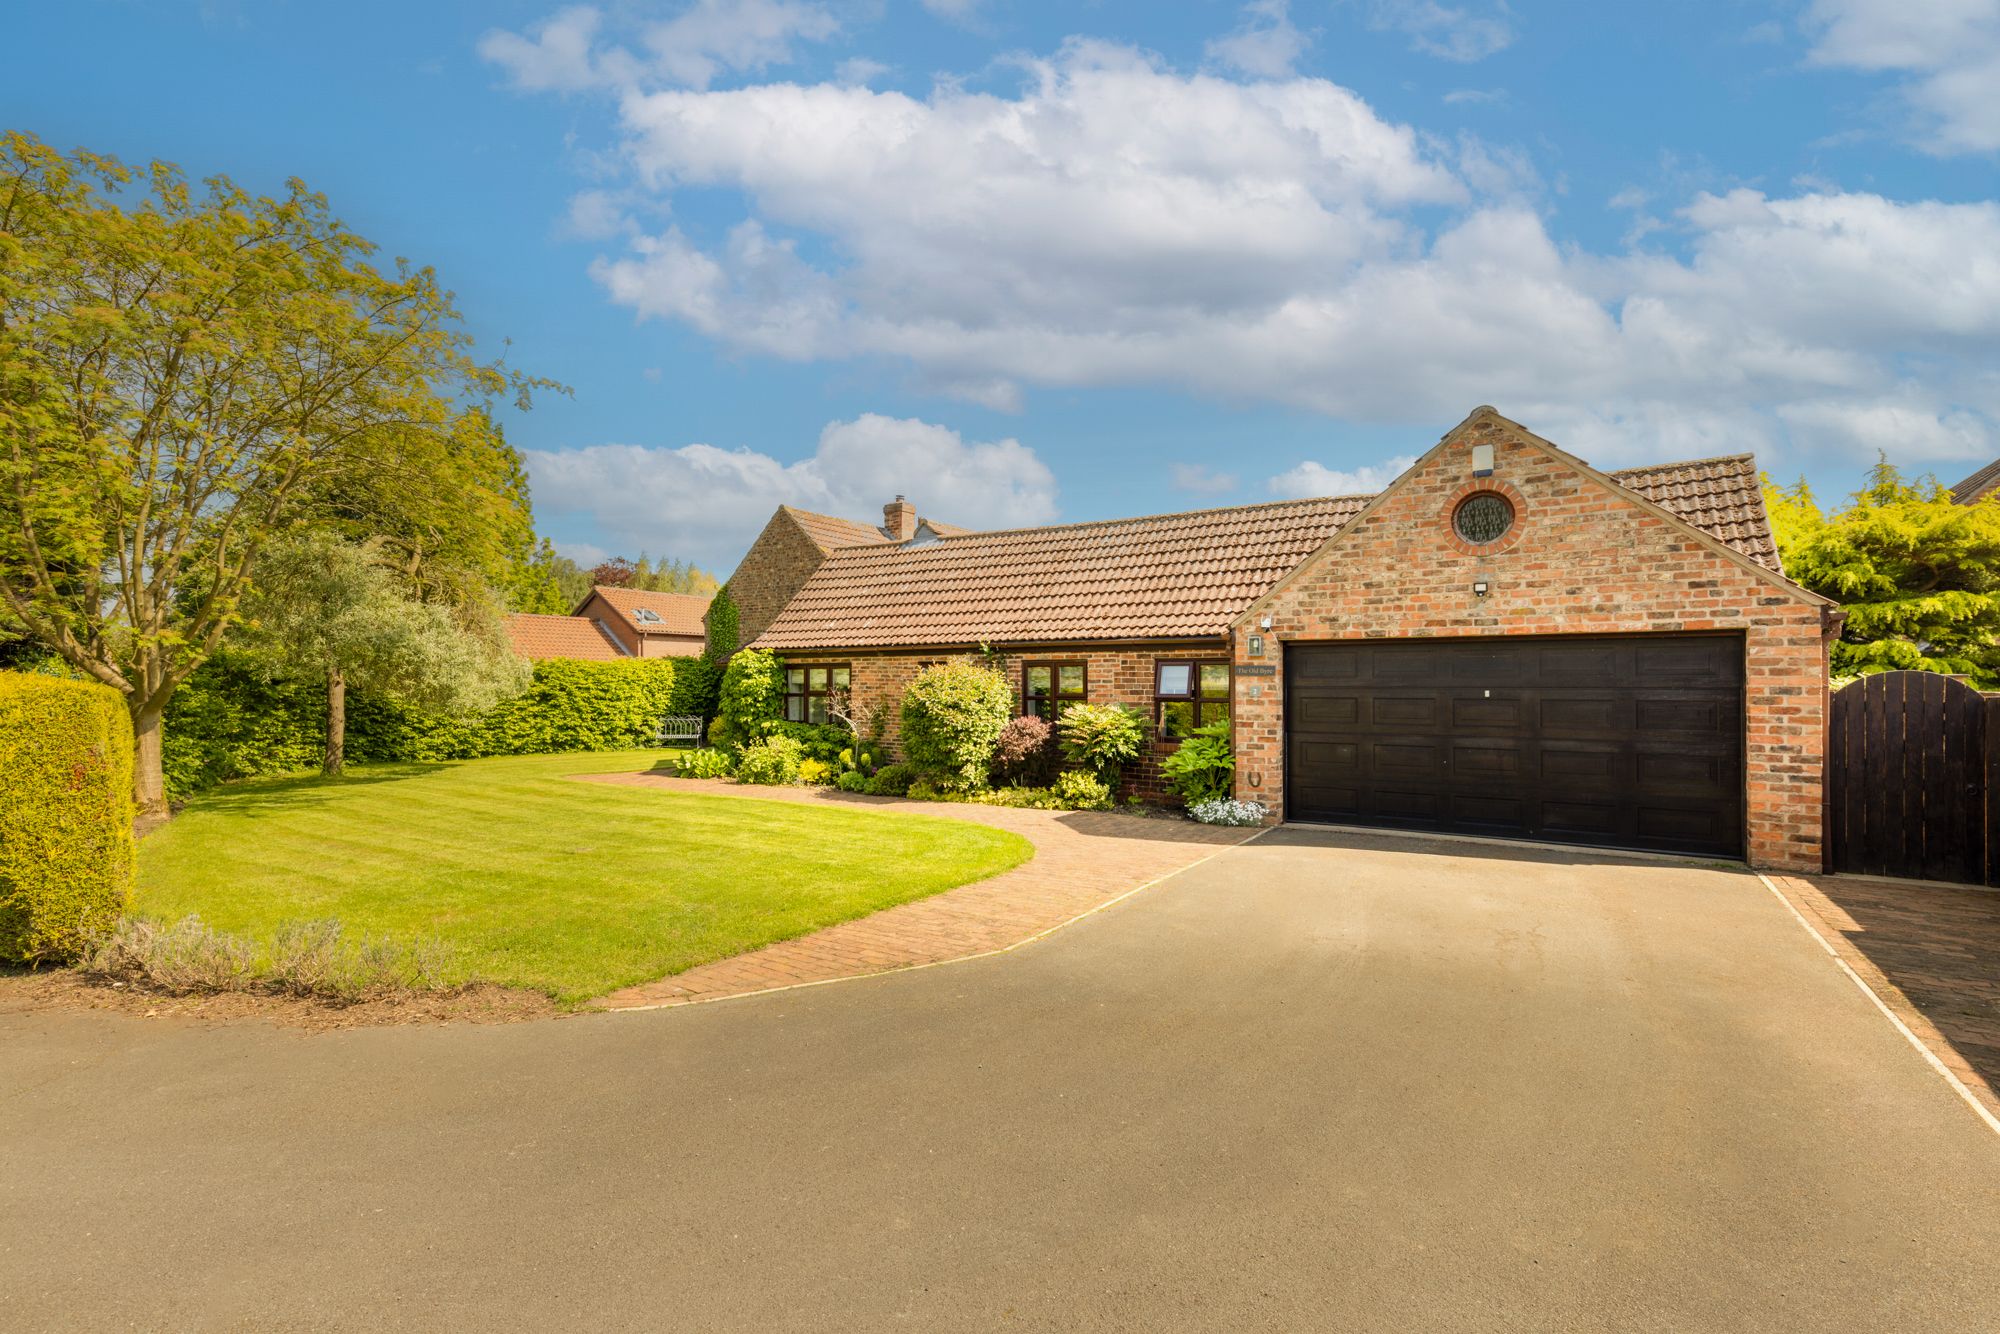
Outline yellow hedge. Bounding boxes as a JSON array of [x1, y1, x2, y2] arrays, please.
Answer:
[[0, 672, 135, 962]]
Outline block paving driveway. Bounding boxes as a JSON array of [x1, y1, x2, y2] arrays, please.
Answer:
[[5, 827, 1998, 1331]]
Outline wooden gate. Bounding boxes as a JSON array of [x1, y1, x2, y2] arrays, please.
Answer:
[[1827, 671, 1997, 885]]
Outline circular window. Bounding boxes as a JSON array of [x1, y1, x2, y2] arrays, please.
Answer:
[[1453, 492, 1515, 545]]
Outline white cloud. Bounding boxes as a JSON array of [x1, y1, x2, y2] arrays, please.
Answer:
[[1442, 87, 1507, 105], [1170, 463, 1240, 496], [1364, 0, 1515, 63], [1207, 0, 1311, 79], [1269, 455, 1417, 498], [834, 56, 889, 86], [505, 30, 2000, 474], [1805, 0, 2000, 153], [524, 414, 1058, 568], [479, 0, 839, 93]]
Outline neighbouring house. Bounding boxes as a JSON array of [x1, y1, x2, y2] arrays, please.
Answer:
[[503, 612, 628, 662], [574, 586, 712, 658], [1949, 459, 2000, 506], [726, 407, 1834, 871]]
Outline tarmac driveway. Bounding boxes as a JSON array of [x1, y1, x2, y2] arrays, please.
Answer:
[[5, 827, 1997, 1331]]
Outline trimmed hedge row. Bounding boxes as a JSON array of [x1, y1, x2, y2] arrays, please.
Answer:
[[0, 673, 135, 962], [164, 653, 713, 795]]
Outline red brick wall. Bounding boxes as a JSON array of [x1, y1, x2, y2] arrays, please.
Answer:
[[783, 644, 1228, 799], [1232, 412, 1829, 872]]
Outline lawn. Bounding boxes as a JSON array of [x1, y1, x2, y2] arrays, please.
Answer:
[[134, 750, 1034, 1004]]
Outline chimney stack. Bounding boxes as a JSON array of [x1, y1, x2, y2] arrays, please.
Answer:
[[884, 495, 917, 542]]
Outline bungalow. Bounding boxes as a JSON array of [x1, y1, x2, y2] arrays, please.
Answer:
[[723, 408, 1832, 872], [503, 612, 627, 662], [1950, 459, 2000, 506], [574, 586, 712, 658]]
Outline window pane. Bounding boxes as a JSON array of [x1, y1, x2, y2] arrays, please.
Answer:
[[808, 697, 828, 725], [785, 696, 805, 722], [1161, 700, 1194, 739], [1156, 662, 1192, 697], [808, 667, 828, 690], [1026, 665, 1051, 693], [1058, 664, 1085, 695], [1201, 703, 1230, 732], [832, 667, 850, 689], [1200, 664, 1231, 698], [787, 669, 805, 689]]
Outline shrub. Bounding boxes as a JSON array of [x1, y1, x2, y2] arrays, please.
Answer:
[[797, 758, 833, 785], [77, 916, 252, 993], [771, 721, 852, 764], [78, 914, 455, 1001], [0, 673, 135, 963], [837, 740, 886, 776], [164, 653, 681, 793], [974, 785, 1065, 810], [1051, 769, 1113, 811], [1160, 720, 1235, 805], [1057, 703, 1151, 788], [667, 654, 725, 722], [1187, 798, 1268, 827], [713, 648, 785, 752], [900, 659, 1013, 790], [866, 762, 918, 796], [735, 734, 804, 785], [676, 748, 735, 779], [992, 714, 1057, 785], [833, 770, 872, 794]]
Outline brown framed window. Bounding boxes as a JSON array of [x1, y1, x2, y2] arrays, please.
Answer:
[[1155, 660, 1231, 739], [1022, 660, 1087, 720], [784, 663, 850, 724]]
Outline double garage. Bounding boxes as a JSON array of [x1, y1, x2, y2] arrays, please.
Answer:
[[1283, 633, 1746, 859]]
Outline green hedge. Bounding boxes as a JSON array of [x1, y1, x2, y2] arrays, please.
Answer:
[[0, 673, 134, 962], [164, 653, 688, 795]]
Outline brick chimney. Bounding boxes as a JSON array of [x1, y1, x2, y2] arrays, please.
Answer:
[[884, 495, 917, 542]]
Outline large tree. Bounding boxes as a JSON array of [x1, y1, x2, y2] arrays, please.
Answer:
[[1767, 461, 2000, 686], [241, 535, 527, 774], [0, 132, 553, 814]]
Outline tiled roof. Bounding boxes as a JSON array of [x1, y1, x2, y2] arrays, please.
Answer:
[[1950, 459, 2000, 505], [756, 495, 1370, 649], [586, 585, 711, 637], [753, 453, 1786, 651], [1606, 455, 1781, 571], [785, 507, 891, 552], [784, 505, 972, 550], [504, 613, 627, 661]]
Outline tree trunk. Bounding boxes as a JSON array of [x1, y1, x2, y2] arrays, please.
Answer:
[[324, 666, 346, 776], [132, 705, 168, 821]]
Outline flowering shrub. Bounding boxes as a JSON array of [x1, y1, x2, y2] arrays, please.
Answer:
[[797, 758, 833, 785], [1187, 798, 1267, 827], [735, 734, 804, 785], [675, 748, 735, 779]]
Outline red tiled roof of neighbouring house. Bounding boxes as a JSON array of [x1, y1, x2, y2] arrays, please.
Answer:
[[583, 586, 712, 637], [504, 613, 628, 661], [752, 455, 1785, 651], [1950, 459, 2000, 506]]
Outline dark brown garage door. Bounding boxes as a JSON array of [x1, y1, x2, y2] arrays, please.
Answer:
[[1285, 634, 1744, 858]]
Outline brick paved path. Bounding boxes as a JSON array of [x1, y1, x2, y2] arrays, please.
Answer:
[[582, 774, 1257, 1010], [1766, 873, 2000, 1122]]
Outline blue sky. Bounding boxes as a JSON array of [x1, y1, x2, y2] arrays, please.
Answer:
[[11, 0, 2000, 572]]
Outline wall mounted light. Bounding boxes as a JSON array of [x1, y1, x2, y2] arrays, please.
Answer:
[[1471, 443, 1495, 476], [1472, 581, 1490, 597], [1247, 633, 1265, 657], [1259, 615, 1273, 630]]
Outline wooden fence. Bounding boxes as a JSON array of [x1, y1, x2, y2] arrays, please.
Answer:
[[1826, 671, 1999, 886]]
